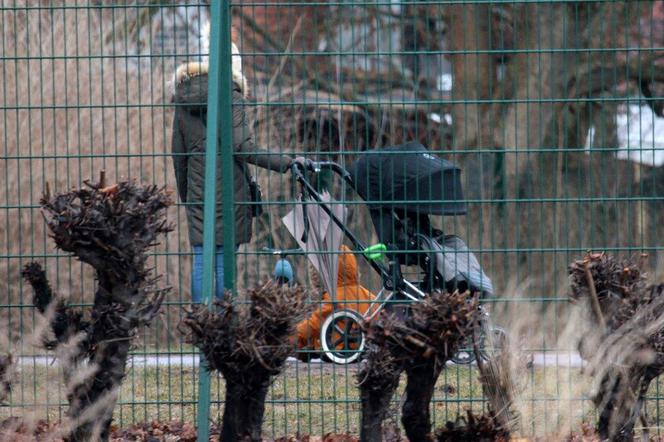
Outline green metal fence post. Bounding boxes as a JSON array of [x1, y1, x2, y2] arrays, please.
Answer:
[[220, 10, 236, 292], [197, 1, 234, 441]]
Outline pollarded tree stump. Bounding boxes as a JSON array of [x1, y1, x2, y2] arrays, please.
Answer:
[[181, 281, 308, 442], [23, 175, 172, 441]]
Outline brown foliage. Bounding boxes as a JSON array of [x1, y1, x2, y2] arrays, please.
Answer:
[[22, 262, 91, 351], [182, 282, 308, 379], [569, 252, 664, 440], [22, 177, 173, 442], [110, 420, 199, 442], [435, 409, 511, 442], [361, 290, 479, 368], [358, 290, 481, 442], [569, 252, 649, 330], [181, 281, 308, 441]]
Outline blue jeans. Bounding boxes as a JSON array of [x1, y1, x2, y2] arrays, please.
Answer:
[[191, 245, 226, 303]]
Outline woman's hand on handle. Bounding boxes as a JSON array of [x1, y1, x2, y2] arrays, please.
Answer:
[[291, 156, 316, 173]]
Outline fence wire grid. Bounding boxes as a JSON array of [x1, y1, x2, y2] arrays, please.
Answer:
[[2, 0, 664, 440]]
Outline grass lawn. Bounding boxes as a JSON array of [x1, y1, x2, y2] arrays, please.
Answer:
[[4, 358, 664, 438]]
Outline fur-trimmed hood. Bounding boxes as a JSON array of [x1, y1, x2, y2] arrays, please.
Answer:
[[173, 20, 248, 99]]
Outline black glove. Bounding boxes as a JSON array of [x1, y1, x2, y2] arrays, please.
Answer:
[[291, 156, 315, 172]]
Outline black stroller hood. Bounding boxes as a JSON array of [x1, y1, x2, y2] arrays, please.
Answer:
[[349, 142, 467, 216]]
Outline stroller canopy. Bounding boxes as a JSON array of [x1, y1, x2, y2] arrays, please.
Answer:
[[349, 142, 467, 216]]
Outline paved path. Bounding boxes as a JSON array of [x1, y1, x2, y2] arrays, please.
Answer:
[[15, 352, 585, 368]]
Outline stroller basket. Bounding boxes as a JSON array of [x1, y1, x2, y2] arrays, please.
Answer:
[[349, 141, 467, 216], [420, 234, 495, 296]]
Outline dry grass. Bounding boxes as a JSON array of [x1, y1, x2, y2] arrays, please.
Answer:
[[3, 361, 664, 439], [0, 1, 194, 344]]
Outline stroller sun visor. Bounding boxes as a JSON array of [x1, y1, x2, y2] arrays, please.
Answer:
[[349, 142, 467, 216]]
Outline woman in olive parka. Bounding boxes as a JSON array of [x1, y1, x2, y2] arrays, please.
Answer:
[[171, 30, 296, 302]]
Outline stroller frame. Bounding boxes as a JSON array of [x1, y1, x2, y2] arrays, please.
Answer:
[[287, 160, 495, 364], [291, 161, 429, 288]]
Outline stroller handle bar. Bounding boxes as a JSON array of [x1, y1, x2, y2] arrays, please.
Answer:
[[290, 160, 353, 184], [289, 160, 393, 284], [311, 161, 352, 181], [260, 247, 305, 257]]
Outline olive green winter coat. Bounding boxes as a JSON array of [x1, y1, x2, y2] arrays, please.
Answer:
[[171, 71, 291, 246]]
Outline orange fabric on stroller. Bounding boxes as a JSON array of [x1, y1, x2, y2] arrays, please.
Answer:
[[296, 245, 375, 352]]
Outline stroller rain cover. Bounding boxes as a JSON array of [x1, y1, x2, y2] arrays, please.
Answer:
[[350, 142, 494, 296], [349, 141, 467, 216]]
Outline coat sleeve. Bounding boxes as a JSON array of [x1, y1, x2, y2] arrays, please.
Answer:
[[171, 113, 188, 203], [232, 91, 293, 172]]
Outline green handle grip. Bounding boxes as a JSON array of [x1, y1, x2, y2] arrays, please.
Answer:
[[363, 243, 387, 261]]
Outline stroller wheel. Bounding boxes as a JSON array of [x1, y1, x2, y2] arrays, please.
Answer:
[[450, 326, 508, 365], [478, 326, 508, 362], [450, 337, 476, 365], [320, 309, 365, 365]]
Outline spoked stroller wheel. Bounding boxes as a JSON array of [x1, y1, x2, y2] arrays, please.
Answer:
[[450, 337, 476, 365], [320, 309, 365, 365], [477, 326, 508, 362], [450, 326, 509, 365]]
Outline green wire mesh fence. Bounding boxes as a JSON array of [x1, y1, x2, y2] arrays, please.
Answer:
[[1, 0, 664, 439]]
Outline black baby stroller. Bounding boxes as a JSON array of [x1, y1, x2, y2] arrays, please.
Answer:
[[287, 141, 503, 364]]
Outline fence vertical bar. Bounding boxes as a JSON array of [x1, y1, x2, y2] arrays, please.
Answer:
[[220, 7, 236, 292], [197, 1, 234, 441]]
